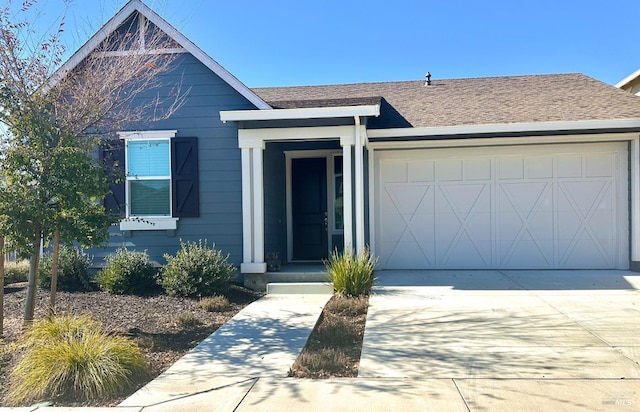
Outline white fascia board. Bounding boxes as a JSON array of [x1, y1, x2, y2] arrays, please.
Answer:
[[238, 125, 357, 149], [615, 68, 640, 89], [221, 104, 380, 122], [367, 132, 639, 150], [367, 119, 640, 139], [49, 0, 271, 110]]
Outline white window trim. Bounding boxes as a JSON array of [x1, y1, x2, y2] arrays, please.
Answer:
[[118, 130, 178, 231]]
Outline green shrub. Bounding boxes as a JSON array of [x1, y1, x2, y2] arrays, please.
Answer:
[[160, 240, 233, 298], [197, 295, 231, 312], [5, 314, 148, 405], [3, 259, 29, 285], [97, 248, 158, 295], [38, 246, 93, 291], [325, 248, 377, 297]]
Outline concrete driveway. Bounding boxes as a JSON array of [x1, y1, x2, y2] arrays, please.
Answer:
[[359, 270, 640, 409]]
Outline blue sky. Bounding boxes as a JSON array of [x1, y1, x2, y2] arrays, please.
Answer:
[[23, 0, 640, 87]]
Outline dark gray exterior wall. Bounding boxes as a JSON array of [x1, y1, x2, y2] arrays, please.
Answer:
[[262, 140, 343, 265], [89, 53, 256, 268], [263, 142, 287, 265]]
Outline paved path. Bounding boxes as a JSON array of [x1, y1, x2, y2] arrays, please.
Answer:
[[5, 270, 640, 411], [119, 293, 332, 410]]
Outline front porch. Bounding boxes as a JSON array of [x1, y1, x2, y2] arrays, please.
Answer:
[[220, 104, 381, 288]]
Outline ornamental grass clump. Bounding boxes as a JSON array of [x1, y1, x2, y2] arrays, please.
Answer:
[[325, 248, 377, 297], [161, 240, 234, 298], [5, 314, 148, 406]]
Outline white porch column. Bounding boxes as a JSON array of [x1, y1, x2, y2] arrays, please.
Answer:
[[632, 137, 640, 262], [252, 147, 265, 265], [239, 141, 267, 274], [354, 119, 365, 254], [241, 148, 253, 266], [342, 142, 353, 253]]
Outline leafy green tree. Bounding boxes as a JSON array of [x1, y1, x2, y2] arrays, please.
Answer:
[[0, 1, 185, 321]]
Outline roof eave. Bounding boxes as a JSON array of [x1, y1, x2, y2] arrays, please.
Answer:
[[49, 0, 271, 110], [220, 104, 381, 122], [367, 119, 640, 139], [616, 68, 640, 89]]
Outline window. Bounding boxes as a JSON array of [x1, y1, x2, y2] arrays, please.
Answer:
[[110, 130, 199, 231], [126, 137, 171, 216]]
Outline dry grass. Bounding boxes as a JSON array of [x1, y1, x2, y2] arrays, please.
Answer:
[[325, 295, 368, 317], [289, 294, 369, 378], [196, 295, 231, 312], [175, 312, 202, 329], [294, 348, 351, 376]]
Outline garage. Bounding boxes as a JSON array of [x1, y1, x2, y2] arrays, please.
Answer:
[[374, 142, 629, 270]]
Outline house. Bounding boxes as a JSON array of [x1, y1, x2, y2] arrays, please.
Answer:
[[67, 0, 640, 289], [616, 68, 640, 96]]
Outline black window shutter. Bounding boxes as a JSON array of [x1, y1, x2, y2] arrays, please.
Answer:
[[100, 139, 126, 217], [171, 137, 200, 217]]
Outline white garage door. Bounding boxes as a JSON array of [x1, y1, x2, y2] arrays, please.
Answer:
[[375, 143, 628, 270]]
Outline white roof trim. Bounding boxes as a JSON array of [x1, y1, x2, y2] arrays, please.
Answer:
[[367, 119, 640, 139], [220, 104, 380, 122], [615, 68, 640, 89], [50, 0, 270, 110]]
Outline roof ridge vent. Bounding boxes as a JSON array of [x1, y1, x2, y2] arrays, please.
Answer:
[[425, 72, 432, 86]]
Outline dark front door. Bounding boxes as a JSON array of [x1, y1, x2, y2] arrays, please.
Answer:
[[292, 157, 328, 260]]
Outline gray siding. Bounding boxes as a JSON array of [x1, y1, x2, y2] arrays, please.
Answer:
[[263, 143, 286, 265], [89, 53, 254, 268]]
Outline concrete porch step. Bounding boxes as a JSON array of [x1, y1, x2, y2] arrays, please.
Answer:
[[266, 282, 334, 295], [244, 270, 328, 291]]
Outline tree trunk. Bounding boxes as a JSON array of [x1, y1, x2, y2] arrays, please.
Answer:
[[0, 235, 4, 336], [24, 223, 41, 322], [49, 230, 60, 313]]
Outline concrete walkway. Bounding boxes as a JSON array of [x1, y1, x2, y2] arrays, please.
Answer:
[[118, 293, 331, 410], [4, 270, 640, 411]]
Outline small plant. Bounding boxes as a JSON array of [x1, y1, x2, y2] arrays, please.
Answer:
[[294, 348, 351, 376], [97, 248, 158, 295], [38, 245, 93, 291], [5, 314, 148, 405], [197, 295, 231, 312], [160, 240, 234, 298], [325, 248, 377, 297], [3, 259, 29, 284], [175, 312, 201, 329], [266, 252, 280, 272]]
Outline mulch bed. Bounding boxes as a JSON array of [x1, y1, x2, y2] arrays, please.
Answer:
[[0, 282, 262, 406], [289, 294, 369, 378]]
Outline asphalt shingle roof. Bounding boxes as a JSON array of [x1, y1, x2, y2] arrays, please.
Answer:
[[252, 73, 640, 129]]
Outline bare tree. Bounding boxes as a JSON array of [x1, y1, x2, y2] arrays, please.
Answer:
[[0, 1, 186, 321]]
